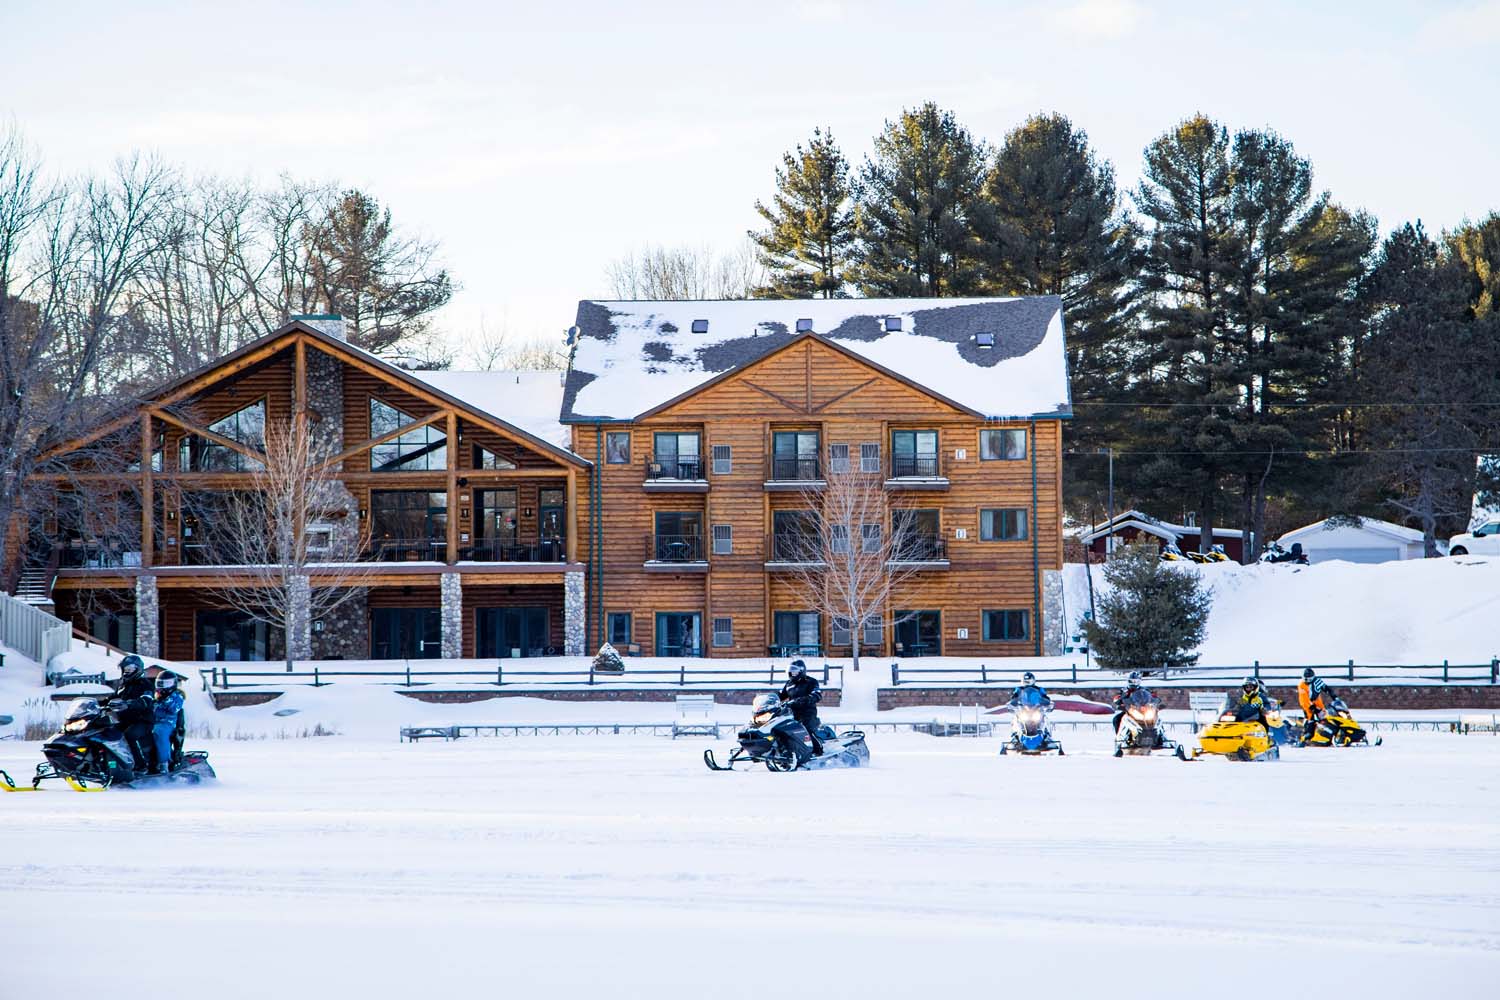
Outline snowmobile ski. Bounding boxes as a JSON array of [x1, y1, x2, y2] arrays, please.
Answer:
[[0, 768, 40, 792]]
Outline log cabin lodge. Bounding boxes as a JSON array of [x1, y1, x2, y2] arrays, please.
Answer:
[[13, 297, 1071, 663]]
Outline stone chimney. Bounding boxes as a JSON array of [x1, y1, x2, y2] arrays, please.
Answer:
[[292, 313, 346, 341]]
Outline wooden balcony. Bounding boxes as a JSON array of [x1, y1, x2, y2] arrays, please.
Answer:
[[642, 455, 709, 493]]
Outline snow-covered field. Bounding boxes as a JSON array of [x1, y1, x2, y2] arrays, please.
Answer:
[[3, 729, 1496, 997]]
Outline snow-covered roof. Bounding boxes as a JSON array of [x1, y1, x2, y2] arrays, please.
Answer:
[[560, 296, 1070, 423], [1079, 509, 1243, 543], [1279, 517, 1427, 546], [414, 370, 570, 449]]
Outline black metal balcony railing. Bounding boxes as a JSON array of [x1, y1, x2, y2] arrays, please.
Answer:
[[891, 455, 941, 478], [59, 543, 141, 569], [369, 538, 448, 562], [645, 455, 705, 481], [893, 534, 946, 561], [464, 539, 566, 563], [649, 533, 705, 562], [770, 533, 822, 562], [770, 456, 821, 481]]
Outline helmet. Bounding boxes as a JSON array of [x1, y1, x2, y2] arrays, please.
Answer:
[[1303, 668, 1316, 681], [155, 673, 179, 693], [788, 660, 807, 677], [1242, 676, 1258, 693], [1021, 671, 1036, 686], [119, 654, 145, 681], [751, 692, 781, 713], [1126, 671, 1141, 688]]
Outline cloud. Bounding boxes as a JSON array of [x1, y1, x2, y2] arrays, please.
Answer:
[[1045, 0, 1145, 38]]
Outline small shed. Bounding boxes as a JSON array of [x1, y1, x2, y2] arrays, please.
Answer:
[[1079, 510, 1246, 561], [1276, 518, 1431, 564]]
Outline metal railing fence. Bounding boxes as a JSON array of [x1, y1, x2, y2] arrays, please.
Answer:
[[206, 661, 840, 690], [890, 659, 1500, 686]]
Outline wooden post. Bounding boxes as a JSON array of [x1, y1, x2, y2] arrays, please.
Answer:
[[139, 412, 153, 569], [565, 467, 578, 564], [446, 411, 458, 564], [293, 337, 309, 551], [293, 337, 308, 432], [703, 488, 712, 657]]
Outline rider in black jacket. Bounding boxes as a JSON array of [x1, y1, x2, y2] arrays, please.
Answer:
[[779, 660, 823, 755], [111, 655, 156, 765]]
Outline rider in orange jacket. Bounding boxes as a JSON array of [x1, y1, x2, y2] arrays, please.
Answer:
[[1298, 668, 1333, 741]]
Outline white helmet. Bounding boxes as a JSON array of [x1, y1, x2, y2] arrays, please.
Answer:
[[752, 693, 781, 713]]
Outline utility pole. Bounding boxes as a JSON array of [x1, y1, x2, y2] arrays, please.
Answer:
[[1102, 447, 1115, 555]]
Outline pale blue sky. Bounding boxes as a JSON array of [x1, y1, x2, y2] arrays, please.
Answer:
[[2, 0, 1496, 350]]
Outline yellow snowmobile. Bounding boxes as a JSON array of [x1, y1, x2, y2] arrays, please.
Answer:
[[1305, 698, 1381, 747], [1191, 697, 1280, 762]]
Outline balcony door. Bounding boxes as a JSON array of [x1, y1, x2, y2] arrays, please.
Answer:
[[539, 487, 566, 561], [370, 608, 441, 659], [772, 431, 820, 480], [891, 430, 938, 478], [653, 511, 703, 562], [773, 611, 820, 654], [370, 491, 448, 561], [655, 612, 702, 657], [475, 488, 517, 560], [196, 610, 269, 662], [894, 610, 941, 657]]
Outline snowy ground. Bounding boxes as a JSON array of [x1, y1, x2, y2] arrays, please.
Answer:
[[2, 729, 1496, 997]]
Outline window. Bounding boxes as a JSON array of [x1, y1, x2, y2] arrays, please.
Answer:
[[975, 332, 995, 348], [712, 617, 734, 647], [830, 524, 849, 554], [884, 317, 902, 332], [370, 399, 446, 471], [771, 431, 820, 480], [607, 612, 632, 647], [795, 318, 814, 332], [712, 444, 732, 475], [773, 611, 820, 651], [862, 614, 882, 648], [370, 491, 448, 559], [860, 442, 881, 473], [473, 444, 516, 470], [773, 510, 819, 561], [655, 612, 702, 657], [605, 432, 631, 464], [712, 523, 733, 555], [178, 399, 266, 472], [891, 430, 939, 478], [894, 509, 941, 559], [832, 618, 851, 646], [652, 432, 702, 479], [980, 508, 1028, 541], [691, 319, 709, 334], [832, 615, 882, 648], [983, 609, 1030, 641], [980, 428, 1027, 461], [861, 522, 882, 553], [828, 443, 850, 474], [653, 511, 704, 561]]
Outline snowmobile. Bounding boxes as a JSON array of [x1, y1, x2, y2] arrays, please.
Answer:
[[999, 687, 1063, 755], [1159, 543, 1192, 562], [1113, 689, 1187, 759], [703, 693, 868, 772], [1260, 541, 1308, 565], [0, 696, 215, 792], [1190, 703, 1279, 761], [1264, 698, 1301, 747], [1305, 698, 1381, 747], [1203, 544, 1233, 563]]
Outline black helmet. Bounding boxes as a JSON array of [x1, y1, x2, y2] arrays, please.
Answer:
[[788, 660, 807, 677], [1127, 671, 1141, 688], [1022, 671, 1036, 686], [1303, 668, 1315, 681], [154, 673, 178, 693], [1242, 676, 1258, 692], [120, 654, 145, 681]]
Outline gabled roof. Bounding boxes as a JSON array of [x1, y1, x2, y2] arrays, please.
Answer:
[[46, 322, 587, 468], [561, 296, 1070, 423], [1080, 509, 1245, 543], [1279, 517, 1426, 545]]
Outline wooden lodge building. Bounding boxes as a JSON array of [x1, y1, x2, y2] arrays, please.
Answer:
[[18, 297, 1072, 664]]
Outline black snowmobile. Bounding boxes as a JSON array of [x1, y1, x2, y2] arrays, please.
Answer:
[[1260, 541, 1309, 565], [1, 696, 215, 792], [1113, 688, 1187, 759], [704, 693, 868, 772]]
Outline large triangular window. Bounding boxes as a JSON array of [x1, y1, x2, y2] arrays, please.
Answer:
[[178, 400, 265, 472], [370, 398, 447, 472]]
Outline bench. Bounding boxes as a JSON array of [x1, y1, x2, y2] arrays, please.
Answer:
[[1459, 714, 1500, 734], [672, 695, 719, 739], [400, 725, 463, 742]]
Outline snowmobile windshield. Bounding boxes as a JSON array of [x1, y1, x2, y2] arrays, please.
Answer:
[[1124, 689, 1159, 721], [65, 698, 99, 721], [1014, 687, 1047, 708]]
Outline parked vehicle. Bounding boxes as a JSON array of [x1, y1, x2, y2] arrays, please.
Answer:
[[1447, 519, 1500, 557], [1260, 541, 1309, 565]]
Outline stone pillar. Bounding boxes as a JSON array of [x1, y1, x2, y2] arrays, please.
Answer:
[[440, 572, 463, 659], [134, 575, 160, 658], [287, 575, 312, 661], [1042, 569, 1064, 657], [564, 569, 586, 656]]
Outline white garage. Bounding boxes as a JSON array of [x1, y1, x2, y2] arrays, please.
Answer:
[[1278, 518, 1432, 564]]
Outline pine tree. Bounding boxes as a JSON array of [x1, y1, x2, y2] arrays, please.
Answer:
[[1130, 115, 1239, 550], [1082, 543, 1213, 672], [972, 112, 1139, 515], [749, 128, 855, 298], [1444, 212, 1500, 319], [851, 103, 986, 296]]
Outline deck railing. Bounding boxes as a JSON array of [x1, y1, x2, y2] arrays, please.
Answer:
[[205, 661, 838, 689], [890, 660, 1500, 686]]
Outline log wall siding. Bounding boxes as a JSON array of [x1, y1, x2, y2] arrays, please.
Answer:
[[573, 339, 1065, 657]]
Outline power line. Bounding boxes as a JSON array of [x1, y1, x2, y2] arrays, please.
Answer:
[[1072, 400, 1500, 409], [1065, 447, 1495, 457]]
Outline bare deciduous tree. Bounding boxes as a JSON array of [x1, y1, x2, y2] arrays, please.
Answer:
[[461, 314, 566, 371], [775, 467, 932, 672], [193, 418, 371, 671], [606, 239, 764, 300]]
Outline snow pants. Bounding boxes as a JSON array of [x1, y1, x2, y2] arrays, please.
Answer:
[[151, 722, 175, 773], [794, 710, 823, 753]]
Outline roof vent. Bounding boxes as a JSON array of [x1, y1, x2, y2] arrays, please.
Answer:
[[884, 317, 902, 332], [691, 319, 709, 334], [795, 318, 814, 333], [975, 332, 995, 348]]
